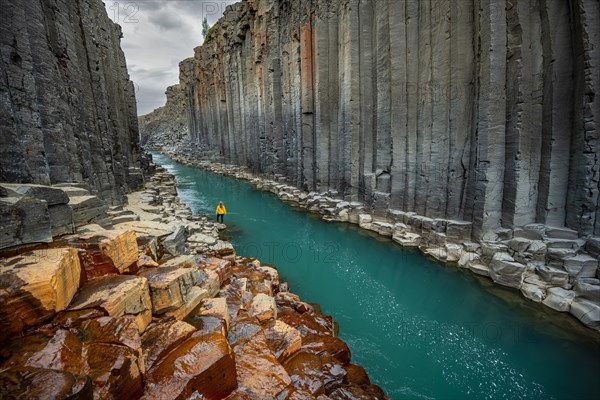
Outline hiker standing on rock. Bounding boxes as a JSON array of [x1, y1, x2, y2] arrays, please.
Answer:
[[216, 201, 226, 223]]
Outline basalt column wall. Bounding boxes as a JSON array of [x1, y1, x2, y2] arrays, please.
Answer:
[[180, 0, 599, 238], [0, 0, 145, 204]]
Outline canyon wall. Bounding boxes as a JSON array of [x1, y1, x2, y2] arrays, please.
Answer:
[[0, 0, 146, 204], [179, 0, 599, 238], [138, 84, 189, 149]]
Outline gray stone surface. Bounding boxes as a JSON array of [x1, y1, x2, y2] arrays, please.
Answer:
[[145, 0, 600, 240], [0, 0, 148, 204], [0, 196, 52, 249]]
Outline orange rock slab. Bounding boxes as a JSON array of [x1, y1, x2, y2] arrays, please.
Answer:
[[143, 332, 237, 400], [0, 247, 81, 342]]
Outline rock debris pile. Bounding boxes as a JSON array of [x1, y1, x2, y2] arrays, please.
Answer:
[[0, 167, 388, 399]]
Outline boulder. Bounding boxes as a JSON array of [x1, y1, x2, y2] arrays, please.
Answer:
[[489, 254, 526, 289], [85, 342, 143, 399], [458, 251, 479, 268], [198, 269, 221, 297], [570, 298, 600, 330], [536, 264, 569, 286], [469, 263, 491, 277], [143, 332, 237, 399], [139, 267, 197, 314], [233, 329, 292, 398], [249, 294, 277, 323], [69, 275, 152, 332], [1, 183, 69, 205], [0, 196, 52, 249], [545, 226, 579, 239], [188, 233, 218, 246], [392, 231, 421, 247], [509, 238, 532, 254], [283, 351, 345, 397], [520, 283, 546, 303], [263, 320, 302, 363], [75, 226, 139, 277], [68, 195, 109, 227], [0, 329, 84, 375], [197, 298, 231, 332], [0, 248, 81, 342], [162, 224, 187, 256], [542, 287, 576, 312], [49, 204, 74, 236], [358, 214, 372, 229], [141, 320, 196, 371], [164, 287, 210, 321], [563, 255, 598, 278], [446, 220, 472, 241], [0, 368, 92, 399], [573, 278, 600, 302]]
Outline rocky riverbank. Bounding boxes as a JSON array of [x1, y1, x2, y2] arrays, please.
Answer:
[[163, 148, 600, 334], [0, 167, 388, 399]]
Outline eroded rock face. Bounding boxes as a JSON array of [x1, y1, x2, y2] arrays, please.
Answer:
[[0, 0, 147, 203], [138, 85, 189, 149], [169, 0, 599, 239], [0, 247, 81, 342]]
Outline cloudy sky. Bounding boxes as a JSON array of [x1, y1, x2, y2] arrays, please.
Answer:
[[105, 0, 237, 115]]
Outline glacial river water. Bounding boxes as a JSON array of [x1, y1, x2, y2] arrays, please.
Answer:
[[152, 152, 600, 400]]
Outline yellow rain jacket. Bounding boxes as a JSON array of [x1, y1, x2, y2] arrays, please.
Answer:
[[216, 204, 227, 215]]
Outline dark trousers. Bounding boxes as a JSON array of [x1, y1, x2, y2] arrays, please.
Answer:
[[217, 214, 224, 223]]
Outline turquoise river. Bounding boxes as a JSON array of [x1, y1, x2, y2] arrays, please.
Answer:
[[152, 152, 600, 400]]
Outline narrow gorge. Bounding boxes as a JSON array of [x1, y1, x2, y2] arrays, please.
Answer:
[[172, 0, 599, 239]]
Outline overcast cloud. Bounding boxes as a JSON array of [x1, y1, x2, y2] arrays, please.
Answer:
[[105, 0, 237, 115]]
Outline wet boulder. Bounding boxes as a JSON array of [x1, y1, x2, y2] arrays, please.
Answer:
[[0, 367, 92, 399], [75, 225, 139, 277], [0, 247, 81, 342], [197, 298, 230, 332], [85, 342, 143, 399], [263, 320, 302, 363], [141, 320, 196, 371], [68, 275, 152, 332], [233, 329, 292, 398], [143, 332, 237, 399], [139, 267, 198, 314], [249, 293, 277, 323]]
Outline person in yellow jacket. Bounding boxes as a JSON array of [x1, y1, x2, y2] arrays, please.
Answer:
[[216, 201, 226, 223]]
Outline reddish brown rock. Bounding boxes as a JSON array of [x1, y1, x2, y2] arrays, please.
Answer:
[[302, 334, 351, 365], [0, 247, 81, 342], [139, 267, 197, 314], [80, 315, 142, 354], [249, 293, 277, 323], [263, 320, 302, 363], [141, 320, 196, 371], [143, 332, 237, 399], [0, 367, 92, 400], [279, 310, 334, 337], [84, 342, 143, 400], [197, 297, 231, 332], [68, 275, 152, 333], [74, 226, 139, 277], [233, 330, 292, 398], [51, 309, 105, 329], [276, 292, 314, 313], [0, 330, 83, 375], [199, 256, 232, 282], [345, 364, 370, 386], [284, 351, 347, 397]]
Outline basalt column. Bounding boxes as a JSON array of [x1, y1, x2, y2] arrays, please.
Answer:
[[179, 0, 600, 239]]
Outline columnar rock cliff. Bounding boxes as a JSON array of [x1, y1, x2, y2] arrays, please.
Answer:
[[138, 84, 189, 149], [0, 0, 145, 204], [179, 0, 599, 238]]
